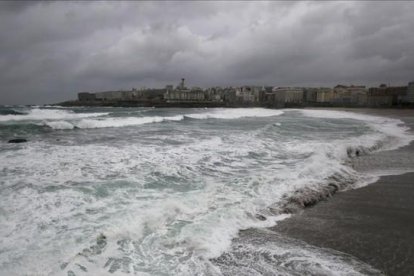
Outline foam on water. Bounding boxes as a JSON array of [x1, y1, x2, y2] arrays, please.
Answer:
[[44, 115, 185, 129], [41, 108, 284, 130], [299, 109, 413, 150], [0, 108, 411, 275], [213, 229, 384, 276], [185, 108, 284, 120]]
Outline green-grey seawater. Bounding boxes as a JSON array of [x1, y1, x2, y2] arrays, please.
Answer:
[[0, 106, 411, 275]]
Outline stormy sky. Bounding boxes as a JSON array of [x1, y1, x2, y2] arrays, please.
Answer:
[[1, 1, 414, 105]]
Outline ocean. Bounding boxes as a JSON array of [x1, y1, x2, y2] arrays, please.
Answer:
[[0, 106, 412, 275]]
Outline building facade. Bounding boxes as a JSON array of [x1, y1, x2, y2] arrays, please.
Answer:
[[78, 92, 96, 101], [164, 90, 205, 102], [316, 88, 334, 103], [272, 87, 304, 107], [303, 88, 318, 103], [368, 84, 407, 106], [234, 86, 262, 105], [331, 85, 367, 106]]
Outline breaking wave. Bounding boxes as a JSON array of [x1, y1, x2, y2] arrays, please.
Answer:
[[0, 108, 108, 122], [1, 108, 412, 275], [299, 109, 413, 151], [44, 115, 184, 129], [43, 108, 285, 129], [0, 108, 26, 116], [185, 108, 284, 120]]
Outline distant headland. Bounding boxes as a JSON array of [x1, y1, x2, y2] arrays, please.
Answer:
[[58, 78, 414, 108]]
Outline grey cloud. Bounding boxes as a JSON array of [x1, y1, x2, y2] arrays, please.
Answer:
[[0, 1, 37, 13], [0, 1, 414, 104]]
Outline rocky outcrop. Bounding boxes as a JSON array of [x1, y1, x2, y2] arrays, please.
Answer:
[[8, 138, 27, 143]]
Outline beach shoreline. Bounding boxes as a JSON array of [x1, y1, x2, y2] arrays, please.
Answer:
[[269, 109, 414, 275], [213, 108, 414, 275], [271, 170, 414, 275]]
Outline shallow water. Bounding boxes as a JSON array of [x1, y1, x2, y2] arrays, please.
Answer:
[[0, 107, 412, 275]]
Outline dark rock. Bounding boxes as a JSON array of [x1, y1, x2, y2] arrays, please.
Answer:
[[255, 214, 267, 221], [97, 233, 107, 246], [76, 264, 87, 272], [8, 138, 27, 143]]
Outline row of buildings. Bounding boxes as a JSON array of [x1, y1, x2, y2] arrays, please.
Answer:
[[77, 79, 414, 108]]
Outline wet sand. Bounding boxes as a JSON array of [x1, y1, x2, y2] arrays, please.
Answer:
[[272, 172, 414, 275], [271, 109, 414, 275]]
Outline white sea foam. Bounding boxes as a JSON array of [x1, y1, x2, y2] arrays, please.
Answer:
[[44, 120, 75, 130], [43, 108, 283, 129], [0, 133, 372, 274], [43, 115, 184, 129], [78, 115, 183, 129], [0, 108, 407, 275], [0, 108, 108, 122], [186, 108, 284, 120], [299, 109, 413, 151], [215, 228, 383, 276]]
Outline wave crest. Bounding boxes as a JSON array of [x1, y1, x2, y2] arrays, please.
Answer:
[[0, 108, 108, 122], [186, 108, 284, 120], [43, 108, 284, 129]]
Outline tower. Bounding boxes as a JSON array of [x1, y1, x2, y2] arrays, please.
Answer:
[[180, 78, 185, 90]]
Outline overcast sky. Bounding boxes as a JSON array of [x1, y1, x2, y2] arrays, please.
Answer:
[[1, 1, 414, 104]]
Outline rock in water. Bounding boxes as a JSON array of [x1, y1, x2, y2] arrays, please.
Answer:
[[8, 138, 27, 143]]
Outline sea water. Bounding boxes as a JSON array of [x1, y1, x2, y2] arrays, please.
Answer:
[[0, 106, 412, 275]]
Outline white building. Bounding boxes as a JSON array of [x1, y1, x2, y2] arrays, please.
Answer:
[[164, 89, 205, 102], [235, 86, 261, 103], [332, 85, 367, 106], [273, 87, 304, 106]]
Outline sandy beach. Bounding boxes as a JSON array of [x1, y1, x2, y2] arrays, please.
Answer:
[[271, 109, 414, 275], [273, 170, 414, 275]]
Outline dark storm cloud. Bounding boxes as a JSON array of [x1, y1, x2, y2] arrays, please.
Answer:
[[0, 1, 413, 104], [0, 1, 37, 13]]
